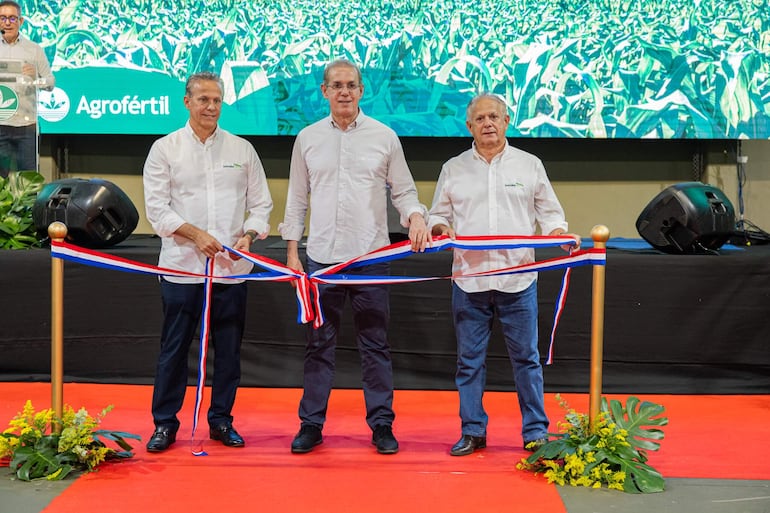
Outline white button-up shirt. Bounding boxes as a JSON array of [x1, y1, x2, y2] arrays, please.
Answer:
[[429, 142, 567, 294], [143, 122, 273, 283], [279, 111, 427, 264]]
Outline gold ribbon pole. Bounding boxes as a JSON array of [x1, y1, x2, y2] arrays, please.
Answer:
[[589, 224, 610, 428], [49, 222, 67, 433]]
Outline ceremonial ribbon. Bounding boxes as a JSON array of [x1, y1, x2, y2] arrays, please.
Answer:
[[51, 236, 605, 352], [191, 257, 214, 456], [50, 235, 605, 452]]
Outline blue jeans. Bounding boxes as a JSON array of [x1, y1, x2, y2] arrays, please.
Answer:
[[299, 257, 394, 431], [151, 279, 247, 431], [452, 281, 548, 442], [0, 124, 37, 176]]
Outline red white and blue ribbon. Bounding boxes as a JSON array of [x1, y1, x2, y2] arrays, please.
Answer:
[[191, 257, 214, 456], [50, 235, 604, 451]]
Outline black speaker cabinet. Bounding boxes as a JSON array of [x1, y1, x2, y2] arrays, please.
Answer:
[[32, 178, 139, 248], [636, 182, 735, 254]]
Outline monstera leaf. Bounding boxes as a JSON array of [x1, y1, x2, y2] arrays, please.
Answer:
[[603, 441, 666, 493], [603, 396, 668, 455], [523, 395, 668, 494]]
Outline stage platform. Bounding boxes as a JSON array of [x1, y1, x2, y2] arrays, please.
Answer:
[[1, 236, 769, 394]]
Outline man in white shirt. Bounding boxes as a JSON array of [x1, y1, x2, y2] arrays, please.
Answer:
[[279, 59, 430, 455], [142, 72, 273, 452], [0, 0, 54, 176], [429, 93, 580, 456]]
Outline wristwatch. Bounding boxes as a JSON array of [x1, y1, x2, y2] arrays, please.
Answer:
[[244, 230, 258, 243]]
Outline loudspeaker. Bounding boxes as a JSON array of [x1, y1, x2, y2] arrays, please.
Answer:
[[32, 178, 139, 248], [636, 182, 735, 254]]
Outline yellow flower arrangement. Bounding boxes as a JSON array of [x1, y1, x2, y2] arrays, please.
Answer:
[[0, 400, 140, 481], [517, 395, 668, 493]]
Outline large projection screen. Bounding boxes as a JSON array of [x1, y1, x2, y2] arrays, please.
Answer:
[[26, 0, 770, 138]]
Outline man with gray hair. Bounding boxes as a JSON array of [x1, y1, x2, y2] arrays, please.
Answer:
[[429, 93, 580, 456], [280, 59, 430, 455]]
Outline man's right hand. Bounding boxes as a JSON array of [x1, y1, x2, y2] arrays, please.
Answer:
[[287, 253, 304, 274], [175, 223, 223, 258], [286, 241, 304, 289]]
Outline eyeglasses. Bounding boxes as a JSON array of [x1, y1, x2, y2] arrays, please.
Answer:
[[0, 16, 19, 23], [326, 82, 361, 92]]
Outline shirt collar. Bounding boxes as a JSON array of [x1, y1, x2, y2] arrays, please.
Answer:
[[1, 35, 23, 46], [329, 109, 365, 130], [184, 120, 220, 144], [471, 140, 510, 162]]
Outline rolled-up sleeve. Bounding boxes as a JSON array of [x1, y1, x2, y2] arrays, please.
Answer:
[[278, 136, 310, 241], [386, 135, 427, 227], [428, 163, 453, 230], [142, 140, 186, 238], [242, 147, 273, 236]]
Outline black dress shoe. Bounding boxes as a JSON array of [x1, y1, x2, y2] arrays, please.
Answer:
[[450, 434, 486, 456], [209, 424, 245, 447], [291, 424, 323, 453], [524, 437, 548, 452], [372, 425, 399, 454], [146, 427, 176, 452]]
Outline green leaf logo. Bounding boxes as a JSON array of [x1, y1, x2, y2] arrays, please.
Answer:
[[37, 87, 71, 123], [0, 85, 19, 121]]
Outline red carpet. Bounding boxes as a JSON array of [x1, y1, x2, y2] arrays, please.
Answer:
[[1, 383, 768, 513]]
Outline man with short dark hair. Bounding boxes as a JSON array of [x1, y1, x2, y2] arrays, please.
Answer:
[[0, 0, 54, 176], [142, 72, 273, 452]]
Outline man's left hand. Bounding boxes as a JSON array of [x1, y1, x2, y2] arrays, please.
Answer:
[[408, 213, 431, 252], [230, 233, 256, 260], [550, 229, 581, 252]]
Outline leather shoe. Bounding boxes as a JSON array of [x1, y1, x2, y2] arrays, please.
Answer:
[[372, 425, 399, 454], [524, 437, 548, 452], [209, 424, 245, 447], [146, 426, 176, 452], [291, 424, 323, 453], [450, 434, 486, 456]]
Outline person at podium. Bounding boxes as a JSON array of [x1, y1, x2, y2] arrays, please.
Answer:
[[0, 0, 54, 177]]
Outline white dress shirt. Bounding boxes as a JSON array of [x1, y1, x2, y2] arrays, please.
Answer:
[[0, 36, 54, 127], [429, 142, 567, 294], [279, 111, 427, 264], [143, 122, 273, 283]]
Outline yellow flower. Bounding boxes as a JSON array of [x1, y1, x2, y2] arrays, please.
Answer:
[[1, 400, 134, 481]]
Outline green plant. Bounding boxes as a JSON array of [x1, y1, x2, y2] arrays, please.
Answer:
[[0, 171, 45, 249], [517, 395, 668, 493], [0, 400, 141, 481]]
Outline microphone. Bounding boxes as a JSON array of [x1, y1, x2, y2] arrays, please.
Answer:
[[1, 30, 4, 35]]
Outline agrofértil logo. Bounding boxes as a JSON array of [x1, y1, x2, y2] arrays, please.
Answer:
[[0, 84, 19, 121], [38, 88, 172, 122], [38, 87, 70, 122]]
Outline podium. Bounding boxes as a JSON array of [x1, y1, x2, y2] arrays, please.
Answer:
[[0, 58, 43, 176]]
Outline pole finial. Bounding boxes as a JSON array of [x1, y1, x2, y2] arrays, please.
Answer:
[[48, 222, 68, 240], [591, 224, 610, 243]]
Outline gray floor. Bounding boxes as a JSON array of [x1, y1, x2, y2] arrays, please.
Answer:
[[0, 475, 72, 513], [1, 475, 769, 513], [557, 479, 770, 513]]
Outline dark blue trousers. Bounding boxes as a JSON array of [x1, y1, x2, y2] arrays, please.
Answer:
[[151, 279, 247, 432], [0, 124, 37, 176], [299, 258, 394, 431]]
